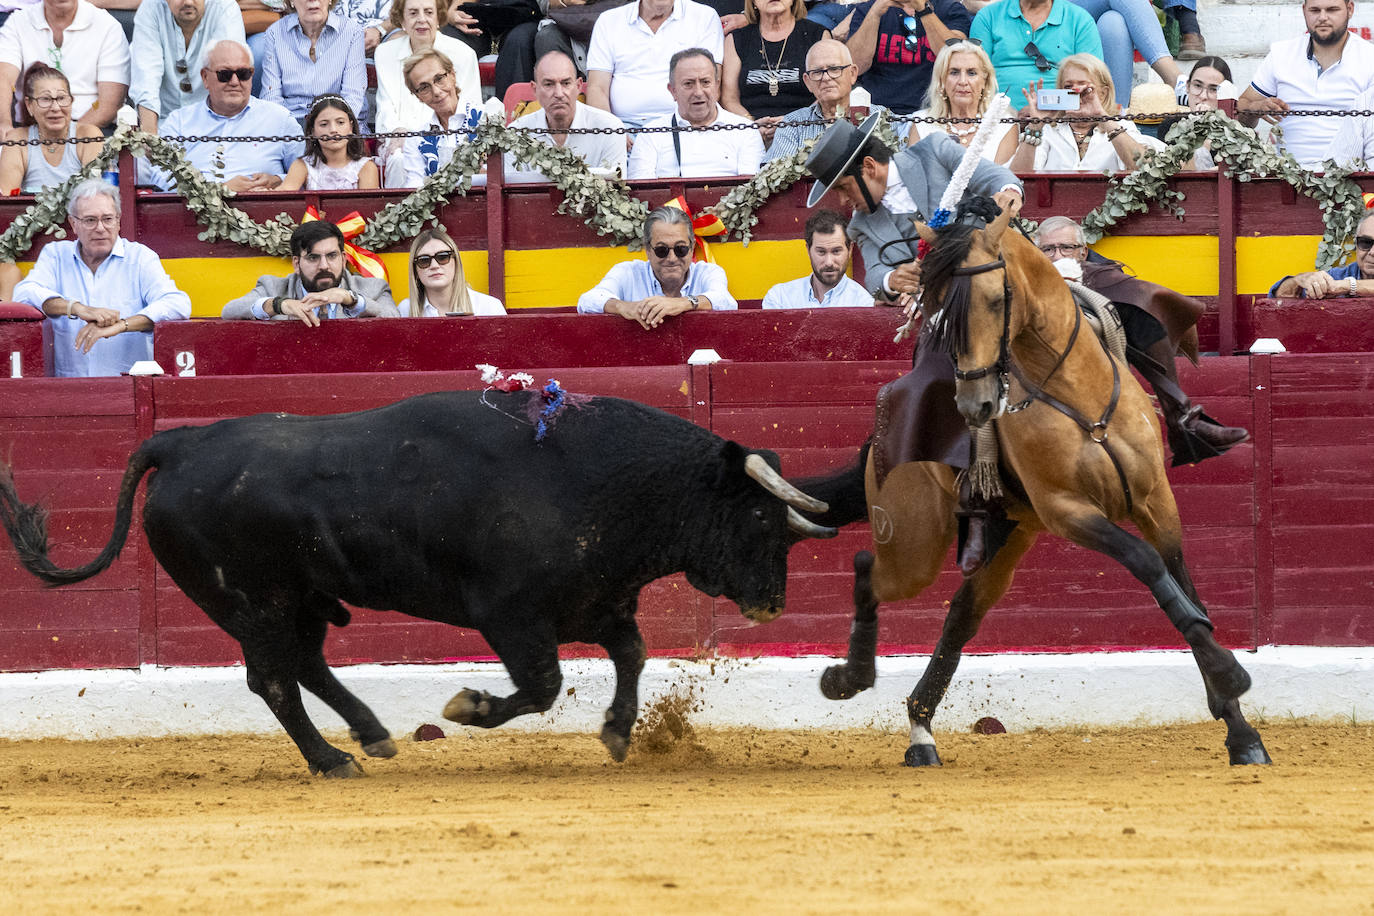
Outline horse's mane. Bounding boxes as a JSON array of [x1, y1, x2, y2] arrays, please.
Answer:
[[923, 196, 1004, 358]]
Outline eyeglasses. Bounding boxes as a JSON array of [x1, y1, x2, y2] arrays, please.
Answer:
[[651, 242, 692, 260], [73, 215, 119, 229], [945, 37, 981, 47], [1039, 243, 1085, 257], [175, 58, 192, 94], [214, 67, 254, 83], [412, 69, 453, 99], [1187, 79, 1220, 98], [1356, 235, 1374, 252], [1024, 40, 1052, 72], [802, 64, 851, 82], [29, 93, 72, 109], [301, 250, 344, 264], [414, 250, 455, 269]]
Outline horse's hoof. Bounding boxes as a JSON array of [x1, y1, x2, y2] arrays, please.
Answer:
[[902, 743, 942, 767], [443, 688, 491, 724], [362, 738, 398, 759], [819, 664, 872, 701], [600, 725, 630, 763], [1228, 741, 1272, 766]]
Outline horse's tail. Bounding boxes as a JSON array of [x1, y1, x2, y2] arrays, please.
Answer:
[[0, 443, 157, 587], [788, 437, 873, 529]]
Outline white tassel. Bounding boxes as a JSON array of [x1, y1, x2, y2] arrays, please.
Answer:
[[935, 94, 1012, 220]]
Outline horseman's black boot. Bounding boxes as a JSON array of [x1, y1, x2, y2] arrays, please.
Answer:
[[1133, 339, 1249, 466]]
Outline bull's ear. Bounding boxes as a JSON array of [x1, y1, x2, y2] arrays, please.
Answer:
[[715, 440, 750, 487]]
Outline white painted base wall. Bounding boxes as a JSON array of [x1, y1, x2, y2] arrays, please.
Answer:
[[1, 647, 1370, 740]]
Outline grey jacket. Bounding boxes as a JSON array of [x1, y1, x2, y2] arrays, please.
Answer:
[[222, 271, 400, 320], [848, 132, 1022, 298]]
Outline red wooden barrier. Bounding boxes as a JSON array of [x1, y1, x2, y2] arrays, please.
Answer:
[[0, 304, 46, 380], [5, 351, 1373, 673]]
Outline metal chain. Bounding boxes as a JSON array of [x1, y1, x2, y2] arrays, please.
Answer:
[[1, 107, 1362, 148]]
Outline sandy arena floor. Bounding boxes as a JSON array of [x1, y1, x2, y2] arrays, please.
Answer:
[[1, 717, 1372, 914]]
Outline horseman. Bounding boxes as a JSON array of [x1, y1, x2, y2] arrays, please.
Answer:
[[803, 113, 1023, 571]]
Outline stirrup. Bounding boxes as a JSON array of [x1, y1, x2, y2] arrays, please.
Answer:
[[1167, 407, 1248, 467]]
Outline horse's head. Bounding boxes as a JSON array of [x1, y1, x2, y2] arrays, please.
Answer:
[[921, 200, 1019, 428]]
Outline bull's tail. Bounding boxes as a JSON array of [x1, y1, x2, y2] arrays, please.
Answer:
[[0, 445, 157, 587]]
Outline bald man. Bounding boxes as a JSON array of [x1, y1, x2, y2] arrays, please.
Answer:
[[764, 37, 910, 163]]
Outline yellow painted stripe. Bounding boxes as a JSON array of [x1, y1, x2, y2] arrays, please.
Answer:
[[1235, 235, 1343, 296], [1090, 235, 1218, 297], [124, 234, 1323, 319]]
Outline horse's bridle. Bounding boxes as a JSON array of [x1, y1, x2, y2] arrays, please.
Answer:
[[944, 258, 1134, 514]]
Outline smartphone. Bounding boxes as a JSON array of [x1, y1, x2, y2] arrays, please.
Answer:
[[1036, 89, 1081, 111]]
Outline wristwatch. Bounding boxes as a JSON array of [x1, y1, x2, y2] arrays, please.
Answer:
[[686, 295, 701, 310], [1350, 276, 1359, 297]]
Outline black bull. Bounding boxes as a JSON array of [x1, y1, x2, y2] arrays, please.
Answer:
[[0, 389, 844, 776]]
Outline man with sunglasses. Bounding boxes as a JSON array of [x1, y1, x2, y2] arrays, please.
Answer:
[[578, 205, 736, 328], [1036, 215, 1249, 464], [765, 38, 910, 163], [223, 220, 399, 324], [844, 0, 969, 115], [1271, 212, 1374, 299], [140, 38, 300, 191], [130, 0, 246, 133], [968, 0, 1101, 109]]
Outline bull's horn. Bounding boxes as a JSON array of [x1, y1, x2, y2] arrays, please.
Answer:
[[788, 507, 838, 539], [744, 453, 829, 513]]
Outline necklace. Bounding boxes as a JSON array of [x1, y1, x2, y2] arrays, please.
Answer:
[[760, 29, 791, 97]]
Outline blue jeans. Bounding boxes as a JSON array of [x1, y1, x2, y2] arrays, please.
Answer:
[[1068, 0, 1171, 107]]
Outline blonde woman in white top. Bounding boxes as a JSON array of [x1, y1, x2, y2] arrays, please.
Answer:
[[1012, 53, 1163, 172], [399, 228, 506, 316], [908, 40, 1017, 166]]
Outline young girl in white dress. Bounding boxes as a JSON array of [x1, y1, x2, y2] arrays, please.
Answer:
[[279, 95, 381, 191]]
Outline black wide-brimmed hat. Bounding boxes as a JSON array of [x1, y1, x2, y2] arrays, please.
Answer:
[[804, 112, 883, 208]]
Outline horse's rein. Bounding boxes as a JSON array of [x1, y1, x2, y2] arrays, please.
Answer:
[[947, 259, 1135, 515]]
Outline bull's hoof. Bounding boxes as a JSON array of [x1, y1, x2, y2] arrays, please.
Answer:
[[1228, 741, 1273, 766], [310, 754, 366, 778], [819, 664, 873, 701], [443, 688, 492, 725], [362, 738, 398, 758], [902, 743, 942, 767], [600, 725, 630, 763]]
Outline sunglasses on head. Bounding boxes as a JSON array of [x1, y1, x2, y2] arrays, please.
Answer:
[[652, 242, 693, 260], [1356, 235, 1374, 252], [1024, 40, 1052, 72], [415, 250, 455, 268], [214, 67, 254, 83], [175, 58, 191, 93]]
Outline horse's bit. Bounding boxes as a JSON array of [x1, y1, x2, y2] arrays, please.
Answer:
[[946, 259, 1135, 515]]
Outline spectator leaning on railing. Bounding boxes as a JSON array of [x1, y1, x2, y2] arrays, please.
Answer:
[[1270, 210, 1374, 299], [0, 0, 131, 132], [130, 0, 247, 134], [1238, 0, 1374, 169], [628, 47, 764, 179], [13, 178, 192, 378], [761, 208, 873, 308], [578, 205, 737, 328], [504, 49, 628, 182]]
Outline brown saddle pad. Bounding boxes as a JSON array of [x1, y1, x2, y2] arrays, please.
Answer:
[[872, 336, 970, 489]]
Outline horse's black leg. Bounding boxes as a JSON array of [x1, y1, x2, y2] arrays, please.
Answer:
[[820, 551, 879, 700], [597, 616, 646, 763], [1063, 514, 1252, 704], [291, 610, 397, 760], [903, 526, 1038, 767]]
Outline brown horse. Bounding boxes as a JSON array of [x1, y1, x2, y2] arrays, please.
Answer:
[[819, 201, 1271, 767]]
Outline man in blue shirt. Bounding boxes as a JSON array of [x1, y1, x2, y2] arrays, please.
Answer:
[[14, 178, 191, 377], [1271, 212, 1374, 298], [139, 38, 300, 191], [578, 206, 736, 329], [845, 0, 971, 114], [969, 0, 1102, 110], [763, 210, 874, 309], [130, 0, 247, 133]]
